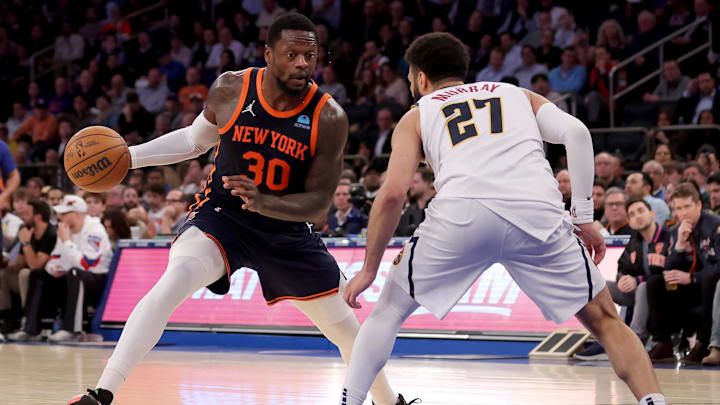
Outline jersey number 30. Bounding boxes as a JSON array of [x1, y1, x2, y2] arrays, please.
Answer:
[[441, 97, 503, 146]]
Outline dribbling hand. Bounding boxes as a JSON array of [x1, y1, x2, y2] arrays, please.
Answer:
[[574, 222, 606, 265], [344, 270, 376, 309], [222, 176, 265, 212]]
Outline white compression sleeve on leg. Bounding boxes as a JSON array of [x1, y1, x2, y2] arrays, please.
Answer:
[[129, 111, 219, 169], [97, 226, 226, 395], [535, 102, 595, 224], [292, 278, 397, 405]]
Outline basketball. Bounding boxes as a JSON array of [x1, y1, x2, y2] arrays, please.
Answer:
[[64, 126, 130, 193]]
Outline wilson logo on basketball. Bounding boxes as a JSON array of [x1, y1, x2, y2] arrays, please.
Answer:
[[71, 156, 112, 179]]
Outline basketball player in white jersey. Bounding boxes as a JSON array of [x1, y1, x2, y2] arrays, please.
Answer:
[[340, 32, 666, 405]]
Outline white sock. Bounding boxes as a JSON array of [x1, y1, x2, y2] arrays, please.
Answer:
[[341, 280, 419, 405], [97, 227, 225, 394], [639, 393, 666, 405]]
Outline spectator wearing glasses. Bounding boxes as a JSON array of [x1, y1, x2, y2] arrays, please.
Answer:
[[600, 187, 632, 236]]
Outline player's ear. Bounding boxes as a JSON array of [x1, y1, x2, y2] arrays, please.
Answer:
[[264, 44, 272, 65]]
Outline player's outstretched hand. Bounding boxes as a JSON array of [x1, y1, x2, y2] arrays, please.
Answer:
[[574, 222, 606, 265], [222, 175, 264, 212], [344, 270, 376, 309]]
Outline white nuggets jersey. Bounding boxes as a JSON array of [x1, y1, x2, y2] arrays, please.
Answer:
[[417, 82, 565, 241]]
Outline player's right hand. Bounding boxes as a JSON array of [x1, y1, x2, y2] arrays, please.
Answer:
[[574, 222, 606, 265], [344, 270, 376, 309]]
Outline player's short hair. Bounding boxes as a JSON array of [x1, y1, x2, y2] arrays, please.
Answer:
[[405, 32, 469, 84], [28, 200, 52, 223], [670, 182, 701, 203], [626, 197, 652, 212], [267, 12, 317, 47]]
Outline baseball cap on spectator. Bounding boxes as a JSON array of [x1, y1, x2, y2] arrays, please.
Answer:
[[54, 195, 88, 214], [189, 93, 204, 101]]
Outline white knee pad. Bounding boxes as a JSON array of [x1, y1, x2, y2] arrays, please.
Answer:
[[169, 226, 226, 285]]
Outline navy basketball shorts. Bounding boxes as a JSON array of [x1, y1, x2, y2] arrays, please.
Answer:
[[176, 201, 341, 305]]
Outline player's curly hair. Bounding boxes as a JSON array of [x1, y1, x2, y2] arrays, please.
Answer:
[[405, 32, 469, 83], [268, 12, 317, 47]]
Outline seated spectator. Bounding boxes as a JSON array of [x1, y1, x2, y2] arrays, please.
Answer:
[[73, 70, 100, 104], [102, 209, 131, 248], [683, 161, 709, 201], [536, 29, 562, 69], [655, 144, 673, 165], [625, 172, 671, 226], [396, 168, 435, 236], [575, 199, 669, 360], [708, 174, 720, 215], [54, 21, 84, 66], [117, 91, 155, 144], [361, 162, 383, 203], [521, 10, 551, 49], [642, 60, 690, 103], [599, 187, 632, 236], [170, 36, 192, 69], [355, 68, 378, 105], [2, 188, 29, 250], [326, 183, 368, 236], [26, 177, 44, 200], [354, 40, 390, 80], [375, 64, 410, 108], [319, 65, 348, 105], [105, 185, 125, 210], [596, 19, 628, 60], [147, 168, 172, 194], [160, 189, 191, 235], [548, 47, 586, 94], [101, 2, 131, 40], [84, 193, 106, 218], [12, 99, 58, 146], [216, 49, 239, 77], [108, 74, 133, 110], [93, 94, 119, 129], [514, 46, 548, 89], [47, 188, 64, 208], [531, 73, 568, 111], [647, 183, 720, 363], [70, 95, 93, 129], [367, 109, 394, 157], [256, 0, 287, 28], [178, 67, 208, 112], [678, 71, 720, 124], [138, 68, 170, 115], [144, 183, 167, 231], [149, 112, 174, 140], [593, 180, 606, 221], [123, 187, 141, 211], [6, 102, 29, 139], [207, 28, 245, 69], [476, 47, 512, 83], [595, 152, 625, 189], [553, 10, 578, 49], [555, 169, 571, 210], [642, 160, 667, 201], [157, 50, 187, 93], [499, 32, 522, 74], [179, 160, 203, 196], [0, 200, 56, 333], [584, 47, 614, 125], [49, 77, 73, 115]]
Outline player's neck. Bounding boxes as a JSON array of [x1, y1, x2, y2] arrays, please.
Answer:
[[261, 70, 310, 112]]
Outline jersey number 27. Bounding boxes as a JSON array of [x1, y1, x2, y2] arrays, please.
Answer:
[[441, 97, 504, 146]]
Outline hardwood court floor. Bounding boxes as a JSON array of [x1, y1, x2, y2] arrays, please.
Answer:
[[1, 343, 719, 405]]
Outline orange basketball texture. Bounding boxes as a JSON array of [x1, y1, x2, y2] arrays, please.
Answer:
[[64, 126, 130, 193]]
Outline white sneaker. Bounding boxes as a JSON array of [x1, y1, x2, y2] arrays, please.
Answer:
[[0, 332, 5, 342], [48, 329, 76, 342], [7, 330, 41, 341]]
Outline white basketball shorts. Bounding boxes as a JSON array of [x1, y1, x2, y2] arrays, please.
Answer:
[[388, 198, 606, 323]]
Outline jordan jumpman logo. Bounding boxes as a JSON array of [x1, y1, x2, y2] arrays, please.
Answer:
[[242, 100, 256, 117]]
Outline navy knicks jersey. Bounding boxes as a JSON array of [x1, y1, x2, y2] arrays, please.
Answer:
[[189, 68, 332, 220]]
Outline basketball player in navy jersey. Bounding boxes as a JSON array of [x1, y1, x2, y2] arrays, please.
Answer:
[[69, 13, 412, 405]]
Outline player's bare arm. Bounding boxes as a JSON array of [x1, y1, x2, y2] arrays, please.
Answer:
[[521, 88, 605, 264], [344, 108, 422, 309], [222, 97, 348, 223]]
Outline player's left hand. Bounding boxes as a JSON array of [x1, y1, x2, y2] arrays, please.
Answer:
[[344, 270, 376, 309], [575, 222, 606, 265], [222, 175, 265, 212]]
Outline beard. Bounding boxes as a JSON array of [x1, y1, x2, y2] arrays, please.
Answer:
[[412, 81, 421, 103], [277, 75, 309, 96]]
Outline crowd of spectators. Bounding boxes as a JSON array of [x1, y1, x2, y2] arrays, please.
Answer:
[[0, 0, 719, 361]]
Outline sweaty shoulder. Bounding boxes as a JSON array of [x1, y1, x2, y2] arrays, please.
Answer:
[[316, 96, 348, 156], [207, 70, 247, 108]]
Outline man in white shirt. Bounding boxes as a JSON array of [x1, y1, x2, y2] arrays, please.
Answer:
[[6, 102, 29, 137], [475, 47, 512, 83], [170, 36, 192, 68], [256, 0, 287, 28], [499, 32, 523, 74], [11, 196, 111, 342], [206, 28, 245, 69], [54, 21, 85, 65], [515, 46, 548, 89], [138, 68, 170, 115]]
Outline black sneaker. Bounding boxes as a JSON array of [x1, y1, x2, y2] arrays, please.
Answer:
[[573, 342, 608, 361], [67, 388, 113, 405], [373, 394, 422, 405], [680, 343, 709, 365]]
